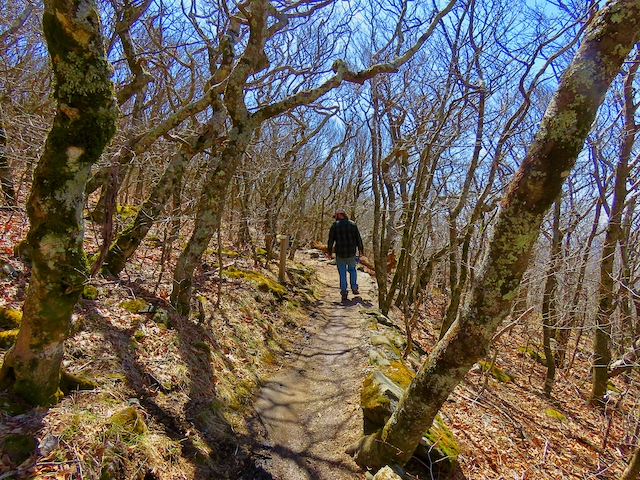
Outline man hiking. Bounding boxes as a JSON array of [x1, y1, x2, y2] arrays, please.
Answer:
[[327, 208, 364, 303]]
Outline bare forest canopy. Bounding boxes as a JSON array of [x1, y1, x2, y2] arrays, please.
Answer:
[[1, 0, 640, 478]]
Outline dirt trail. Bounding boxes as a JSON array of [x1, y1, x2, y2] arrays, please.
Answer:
[[254, 253, 376, 480]]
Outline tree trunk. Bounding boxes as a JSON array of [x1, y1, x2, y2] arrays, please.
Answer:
[[170, 139, 250, 314], [101, 144, 193, 275], [0, 123, 17, 207], [543, 198, 561, 397], [348, 1, 640, 469], [0, 0, 117, 405], [590, 46, 638, 406]]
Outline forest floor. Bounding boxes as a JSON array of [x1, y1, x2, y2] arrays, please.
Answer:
[[0, 207, 638, 480]]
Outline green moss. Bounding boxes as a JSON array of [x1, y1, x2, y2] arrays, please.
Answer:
[[0, 396, 27, 416], [223, 267, 287, 298], [606, 380, 620, 393], [381, 361, 415, 389], [82, 284, 99, 300], [517, 345, 546, 365], [109, 406, 147, 435], [0, 307, 22, 329], [544, 408, 566, 422], [114, 204, 139, 225], [119, 298, 147, 313], [1, 434, 37, 465], [192, 342, 211, 353], [423, 414, 460, 461], [0, 329, 18, 348], [361, 373, 391, 412], [478, 359, 514, 382], [60, 370, 97, 393], [133, 329, 146, 340]]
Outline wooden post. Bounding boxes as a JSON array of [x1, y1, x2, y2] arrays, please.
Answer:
[[278, 235, 288, 283]]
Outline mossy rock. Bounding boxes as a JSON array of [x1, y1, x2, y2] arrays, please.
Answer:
[[60, 370, 97, 393], [119, 298, 148, 313], [0, 259, 17, 278], [544, 408, 566, 422], [0, 329, 18, 348], [478, 359, 514, 383], [0, 306, 22, 329], [13, 239, 32, 262], [0, 395, 27, 416], [109, 405, 148, 435], [1, 434, 37, 465], [223, 267, 287, 298], [360, 367, 459, 473], [517, 345, 546, 365], [152, 309, 171, 327], [82, 284, 99, 300]]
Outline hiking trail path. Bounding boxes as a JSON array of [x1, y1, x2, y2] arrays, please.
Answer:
[[254, 252, 377, 480]]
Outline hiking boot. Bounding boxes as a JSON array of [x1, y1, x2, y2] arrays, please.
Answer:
[[352, 289, 359, 295], [341, 292, 348, 302]]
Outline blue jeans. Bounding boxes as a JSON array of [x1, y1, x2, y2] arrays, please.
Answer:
[[336, 256, 358, 294]]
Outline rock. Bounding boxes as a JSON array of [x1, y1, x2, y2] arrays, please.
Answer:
[[369, 349, 391, 366], [361, 370, 405, 431], [373, 465, 404, 480], [38, 432, 59, 457], [1, 433, 36, 465], [360, 368, 460, 473], [306, 249, 324, 258], [152, 309, 171, 327], [371, 335, 393, 347], [0, 260, 17, 278], [109, 406, 148, 435]]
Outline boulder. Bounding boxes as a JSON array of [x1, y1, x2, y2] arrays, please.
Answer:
[[360, 367, 460, 473], [372, 465, 404, 480]]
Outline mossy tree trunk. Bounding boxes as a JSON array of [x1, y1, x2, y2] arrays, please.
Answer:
[[590, 47, 639, 406], [348, 0, 640, 469], [0, 0, 117, 405]]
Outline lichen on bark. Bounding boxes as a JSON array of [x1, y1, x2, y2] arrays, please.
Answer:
[[0, 0, 117, 406]]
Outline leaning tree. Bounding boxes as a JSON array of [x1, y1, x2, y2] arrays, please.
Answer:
[[347, 0, 640, 469]]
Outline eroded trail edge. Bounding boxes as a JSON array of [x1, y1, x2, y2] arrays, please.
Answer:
[[254, 253, 376, 480]]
